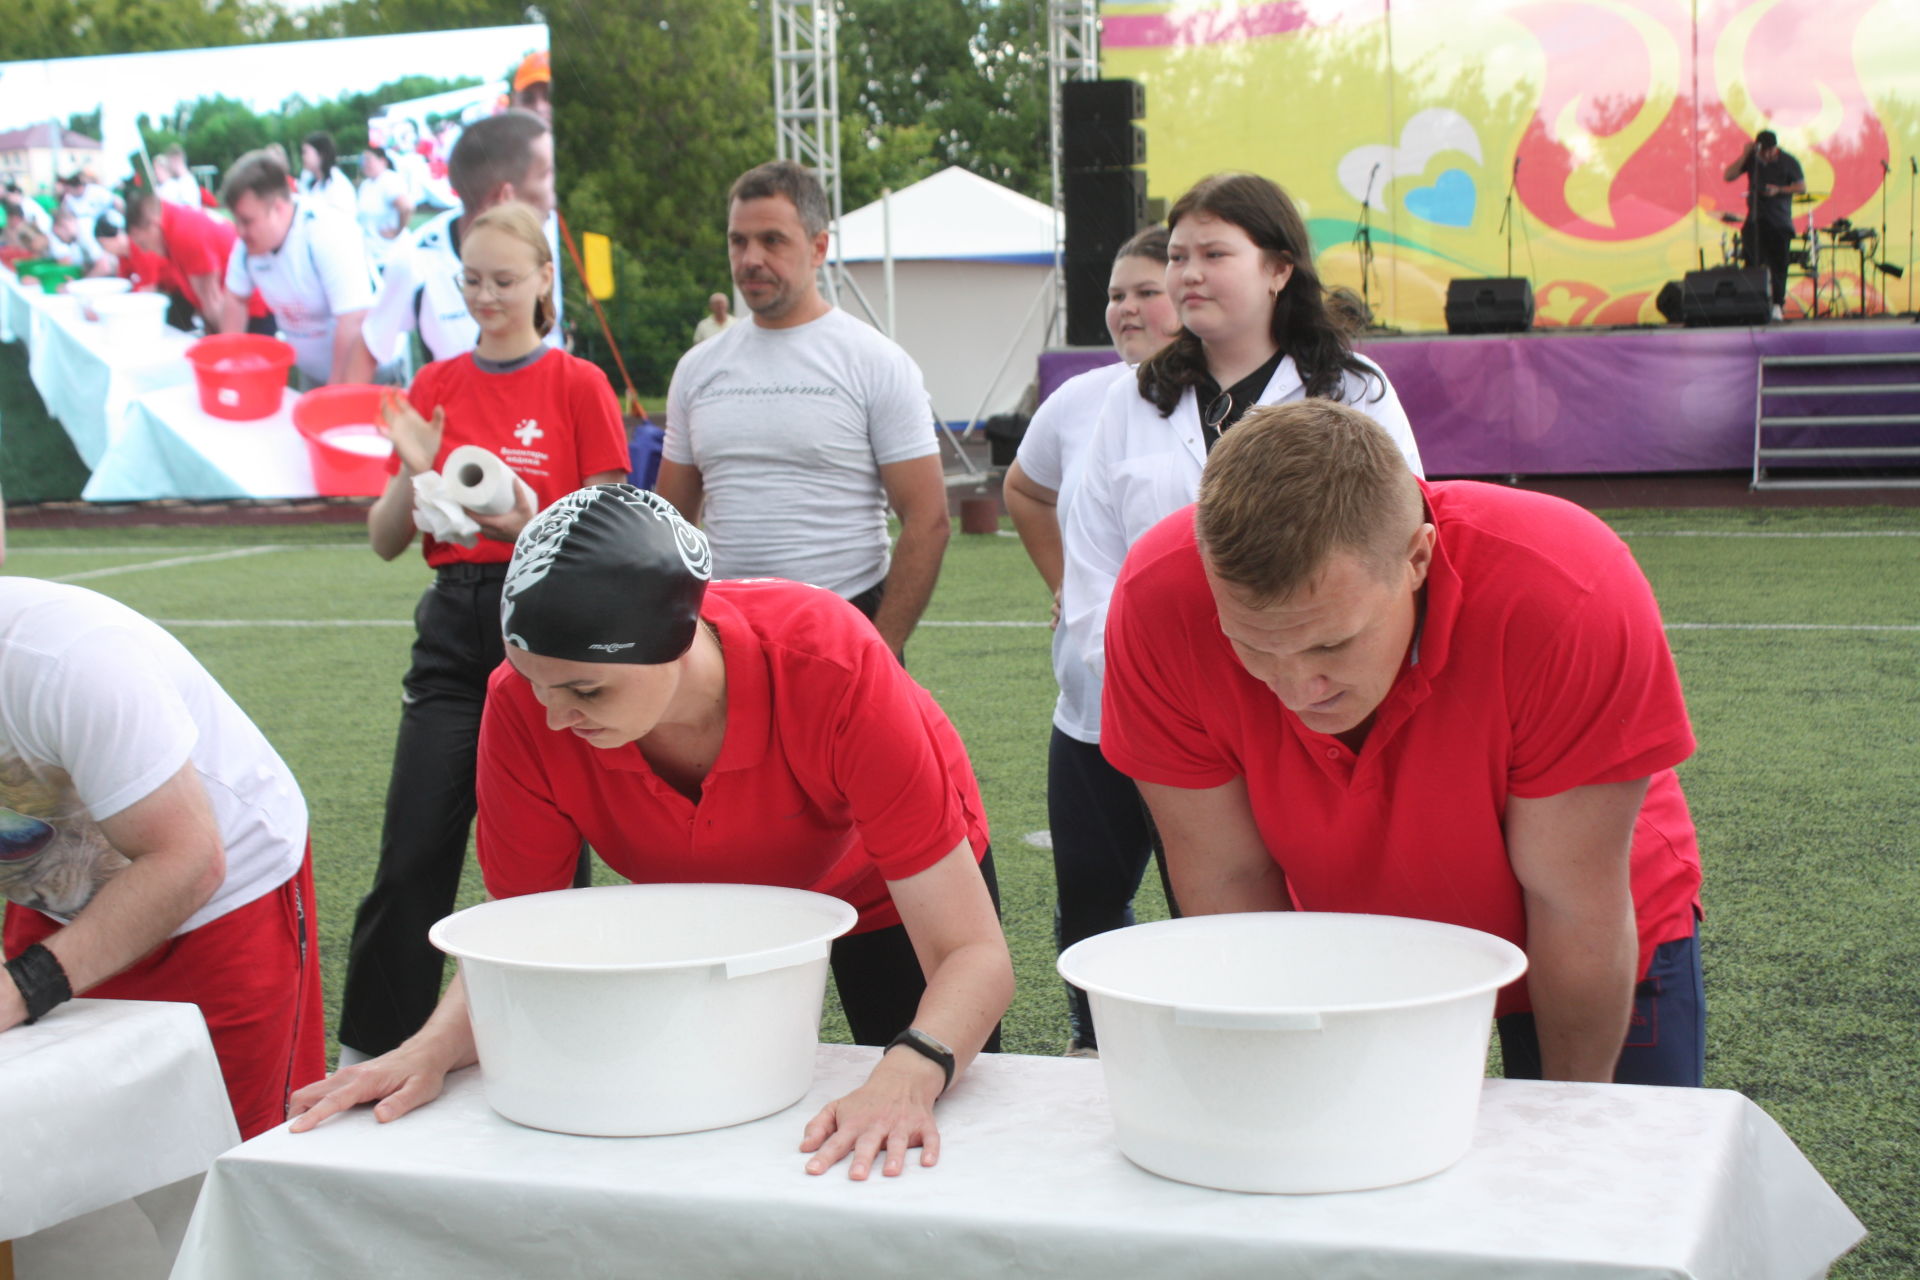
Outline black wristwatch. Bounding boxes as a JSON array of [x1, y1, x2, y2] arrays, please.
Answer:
[[886, 1026, 956, 1095]]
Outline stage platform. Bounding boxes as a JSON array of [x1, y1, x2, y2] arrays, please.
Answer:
[[1038, 320, 1920, 479]]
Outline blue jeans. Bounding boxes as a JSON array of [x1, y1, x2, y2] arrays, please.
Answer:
[[1496, 919, 1706, 1086]]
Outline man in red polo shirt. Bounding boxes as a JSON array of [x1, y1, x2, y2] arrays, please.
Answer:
[[1101, 401, 1705, 1086], [111, 188, 270, 333]]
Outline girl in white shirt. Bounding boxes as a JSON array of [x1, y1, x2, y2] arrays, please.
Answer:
[[1002, 228, 1184, 1056], [299, 131, 358, 220]]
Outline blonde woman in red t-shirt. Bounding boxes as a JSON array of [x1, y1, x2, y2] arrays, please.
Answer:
[[338, 201, 631, 1064]]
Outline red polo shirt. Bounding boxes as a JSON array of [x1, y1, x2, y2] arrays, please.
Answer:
[[392, 349, 630, 568], [1102, 481, 1702, 1018], [120, 204, 269, 317], [475, 579, 990, 933]]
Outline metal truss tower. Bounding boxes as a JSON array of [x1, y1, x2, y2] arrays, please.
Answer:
[[1048, 0, 1102, 342], [770, 0, 845, 303]]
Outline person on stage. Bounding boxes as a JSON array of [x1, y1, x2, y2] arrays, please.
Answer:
[[1002, 226, 1183, 1056], [1723, 129, 1806, 322], [1101, 402, 1706, 1086], [293, 485, 1015, 1181], [335, 201, 630, 1065]]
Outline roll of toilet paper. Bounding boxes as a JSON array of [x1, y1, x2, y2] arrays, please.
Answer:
[[442, 445, 520, 516]]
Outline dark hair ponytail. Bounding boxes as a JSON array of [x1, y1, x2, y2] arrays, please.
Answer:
[[1138, 172, 1382, 417]]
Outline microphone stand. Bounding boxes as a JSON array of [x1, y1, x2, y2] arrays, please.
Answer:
[[1353, 162, 1379, 324], [1880, 159, 1891, 315], [1497, 156, 1520, 278]]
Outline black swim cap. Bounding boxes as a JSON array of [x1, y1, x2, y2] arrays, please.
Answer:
[[501, 484, 711, 664]]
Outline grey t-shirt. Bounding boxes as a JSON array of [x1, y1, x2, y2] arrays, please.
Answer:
[[664, 308, 936, 597]]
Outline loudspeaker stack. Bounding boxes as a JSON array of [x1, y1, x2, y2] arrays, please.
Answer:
[[1062, 79, 1147, 347]]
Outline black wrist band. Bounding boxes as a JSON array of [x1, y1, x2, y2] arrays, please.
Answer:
[[886, 1027, 956, 1096], [5, 944, 73, 1025]]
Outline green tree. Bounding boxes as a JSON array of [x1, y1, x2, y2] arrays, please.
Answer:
[[838, 0, 1049, 204], [265, 0, 534, 42], [0, 0, 276, 59], [549, 0, 771, 396]]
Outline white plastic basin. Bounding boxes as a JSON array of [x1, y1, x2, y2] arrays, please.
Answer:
[[87, 290, 168, 340], [430, 883, 858, 1137], [1058, 912, 1528, 1193]]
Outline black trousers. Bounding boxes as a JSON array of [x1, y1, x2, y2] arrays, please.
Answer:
[[1745, 220, 1792, 307], [830, 849, 1002, 1053], [1048, 729, 1176, 1048], [339, 565, 516, 1057]]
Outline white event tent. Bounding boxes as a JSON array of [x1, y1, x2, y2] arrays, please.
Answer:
[[832, 166, 1059, 427]]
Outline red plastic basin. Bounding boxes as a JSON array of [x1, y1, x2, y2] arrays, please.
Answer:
[[291, 384, 394, 497], [185, 334, 297, 421]]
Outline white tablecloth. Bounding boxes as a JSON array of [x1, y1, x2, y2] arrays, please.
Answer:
[[0, 999, 238, 1241], [0, 266, 43, 345], [10, 283, 199, 468], [171, 1045, 1863, 1280], [82, 382, 316, 502]]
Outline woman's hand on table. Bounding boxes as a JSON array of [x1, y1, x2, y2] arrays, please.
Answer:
[[378, 390, 444, 476], [799, 1046, 949, 1179], [287, 1042, 453, 1132]]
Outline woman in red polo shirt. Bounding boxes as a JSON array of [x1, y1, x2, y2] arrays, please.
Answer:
[[336, 201, 630, 1065], [294, 485, 1014, 1181]]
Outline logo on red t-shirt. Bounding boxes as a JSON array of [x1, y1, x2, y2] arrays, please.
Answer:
[[513, 419, 543, 447]]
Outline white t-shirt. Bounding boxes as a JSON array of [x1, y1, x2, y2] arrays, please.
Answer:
[[157, 173, 201, 206], [1062, 353, 1423, 692], [356, 168, 411, 268], [0, 580, 306, 936], [692, 312, 737, 344], [302, 168, 358, 220], [1013, 360, 1135, 741], [361, 207, 566, 365], [664, 308, 938, 597], [12, 197, 51, 235], [225, 196, 377, 383]]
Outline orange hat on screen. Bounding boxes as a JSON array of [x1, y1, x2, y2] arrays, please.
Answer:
[[513, 52, 550, 93]]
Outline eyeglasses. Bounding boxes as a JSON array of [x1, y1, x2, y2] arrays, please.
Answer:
[[1204, 391, 1235, 434], [454, 269, 536, 299]]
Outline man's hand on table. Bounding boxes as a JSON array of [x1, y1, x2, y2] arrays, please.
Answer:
[[799, 1044, 948, 1179], [287, 1042, 453, 1132], [0, 967, 26, 1033]]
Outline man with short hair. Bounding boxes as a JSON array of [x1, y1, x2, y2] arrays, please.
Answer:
[[657, 160, 949, 659], [106, 188, 269, 333], [221, 148, 376, 384], [1723, 128, 1805, 322], [0, 580, 325, 1139], [342, 108, 560, 383], [2, 182, 50, 239], [692, 291, 737, 344], [1101, 401, 1706, 1086]]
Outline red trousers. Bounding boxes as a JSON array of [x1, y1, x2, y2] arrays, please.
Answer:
[[4, 849, 327, 1140]]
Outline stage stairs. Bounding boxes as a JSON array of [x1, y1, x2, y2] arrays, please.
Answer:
[[1752, 351, 1920, 490]]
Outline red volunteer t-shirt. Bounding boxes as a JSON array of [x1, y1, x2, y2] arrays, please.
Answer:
[[393, 348, 630, 567], [1102, 481, 1703, 1018], [119, 205, 272, 318], [475, 580, 990, 933]]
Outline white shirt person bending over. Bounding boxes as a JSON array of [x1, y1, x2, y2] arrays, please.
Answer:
[[221, 148, 376, 386]]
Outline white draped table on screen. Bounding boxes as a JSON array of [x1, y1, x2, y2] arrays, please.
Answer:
[[0, 998, 238, 1241], [6, 279, 199, 468], [171, 1045, 1862, 1280], [82, 382, 315, 502]]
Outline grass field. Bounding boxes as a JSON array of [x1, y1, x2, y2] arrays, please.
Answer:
[[4, 507, 1917, 1277]]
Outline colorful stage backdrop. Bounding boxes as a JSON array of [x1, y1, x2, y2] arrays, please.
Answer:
[[1101, 0, 1920, 330]]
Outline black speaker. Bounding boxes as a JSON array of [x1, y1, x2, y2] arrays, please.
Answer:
[[1680, 267, 1771, 327], [1655, 280, 1684, 324], [1444, 278, 1534, 334], [1064, 169, 1148, 249], [1063, 120, 1146, 170], [1062, 78, 1145, 123], [1064, 251, 1115, 347]]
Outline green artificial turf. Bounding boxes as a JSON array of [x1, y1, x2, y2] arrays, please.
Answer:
[[3, 509, 1915, 1277]]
